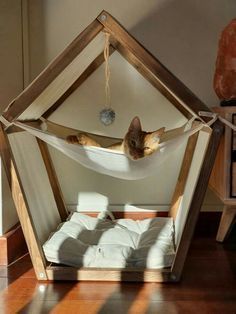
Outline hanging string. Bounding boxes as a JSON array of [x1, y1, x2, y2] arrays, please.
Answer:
[[99, 32, 115, 125], [104, 32, 111, 108]]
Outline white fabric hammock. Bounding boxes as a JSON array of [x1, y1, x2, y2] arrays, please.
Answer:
[[13, 119, 205, 180]]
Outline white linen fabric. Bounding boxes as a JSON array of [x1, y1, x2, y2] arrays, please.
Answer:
[[13, 119, 203, 180], [43, 212, 175, 269]]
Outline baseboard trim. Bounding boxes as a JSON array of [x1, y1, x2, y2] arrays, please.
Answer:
[[0, 223, 28, 266]]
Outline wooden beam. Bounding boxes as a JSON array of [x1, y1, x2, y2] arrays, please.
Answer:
[[46, 266, 173, 282], [6, 120, 42, 134], [97, 11, 211, 119], [169, 131, 199, 220], [171, 120, 224, 281], [0, 123, 48, 279], [76, 211, 168, 219], [42, 46, 115, 119], [110, 38, 191, 119], [3, 19, 103, 122], [216, 205, 236, 242], [37, 139, 68, 221]]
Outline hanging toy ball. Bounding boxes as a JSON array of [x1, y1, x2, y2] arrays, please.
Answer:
[[99, 108, 116, 125], [99, 32, 116, 126]]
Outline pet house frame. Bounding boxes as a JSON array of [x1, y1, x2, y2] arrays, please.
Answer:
[[0, 11, 223, 282]]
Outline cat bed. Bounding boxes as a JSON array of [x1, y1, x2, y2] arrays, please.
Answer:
[[43, 212, 175, 269], [0, 11, 217, 282]]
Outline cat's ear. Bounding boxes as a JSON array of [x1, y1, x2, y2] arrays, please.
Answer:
[[152, 127, 165, 141], [129, 116, 142, 132], [156, 127, 165, 135]]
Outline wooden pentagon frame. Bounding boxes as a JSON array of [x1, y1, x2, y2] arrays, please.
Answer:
[[0, 11, 224, 282]]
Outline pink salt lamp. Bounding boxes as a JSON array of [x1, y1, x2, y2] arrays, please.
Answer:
[[214, 19, 236, 105]]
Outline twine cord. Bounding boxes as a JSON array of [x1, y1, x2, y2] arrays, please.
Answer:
[[104, 32, 111, 108]]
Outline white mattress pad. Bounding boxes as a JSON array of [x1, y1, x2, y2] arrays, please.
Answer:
[[43, 212, 175, 269]]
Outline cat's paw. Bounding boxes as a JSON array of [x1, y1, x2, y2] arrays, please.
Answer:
[[77, 133, 91, 145], [66, 135, 80, 144], [66, 134, 90, 145]]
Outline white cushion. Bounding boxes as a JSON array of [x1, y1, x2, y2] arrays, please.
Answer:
[[43, 212, 175, 269]]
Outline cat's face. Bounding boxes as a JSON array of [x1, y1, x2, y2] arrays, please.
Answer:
[[124, 117, 165, 160]]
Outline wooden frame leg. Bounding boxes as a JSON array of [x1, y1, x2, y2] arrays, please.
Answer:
[[171, 121, 224, 281], [216, 206, 236, 242], [0, 123, 48, 280]]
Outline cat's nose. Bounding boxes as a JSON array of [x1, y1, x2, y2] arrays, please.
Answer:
[[133, 154, 142, 160]]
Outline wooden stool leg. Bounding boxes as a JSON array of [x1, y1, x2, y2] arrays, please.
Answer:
[[216, 206, 236, 242]]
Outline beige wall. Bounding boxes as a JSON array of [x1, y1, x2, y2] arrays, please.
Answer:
[[0, 0, 24, 234], [28, 0, 236, 107], [25, 0, 236, 213], [0, 0, 23, 108]]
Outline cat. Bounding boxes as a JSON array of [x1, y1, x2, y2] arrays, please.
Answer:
[[66, 117, 165, 160]]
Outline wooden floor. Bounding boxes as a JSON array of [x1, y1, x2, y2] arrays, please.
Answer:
[[0, 214, 236, 314]]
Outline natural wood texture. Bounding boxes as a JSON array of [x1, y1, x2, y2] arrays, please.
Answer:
[[0, 223, 27, 266], [0, 123, 47, 280], [6, 120, 42, 134], [209, 106, 236, 242], [97, 11, 211, 120], [110, 37, 191, 119], [2, 19, 103, 122], [211, 105, 236, 114], [216, 206, 236, 241], [209, 130, 228, 199], [0, 238, 7, 266], [76, 211, 168, 219], [46, 266, 171, 282], [37, 139, 68, 221], [232, 163, 236, 196], [231, 114, 236, 196], [0, 225, 235, 314], [209, 107, 231, 200], [42, 46, 115, 119], [171, 120, 224, 280], [169, 132, 199, 220]]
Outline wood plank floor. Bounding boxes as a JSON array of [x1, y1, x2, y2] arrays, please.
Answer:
[[0, 214, 235, 314]]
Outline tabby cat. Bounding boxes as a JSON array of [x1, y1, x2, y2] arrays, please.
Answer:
[[66, 117, 165, 160]]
